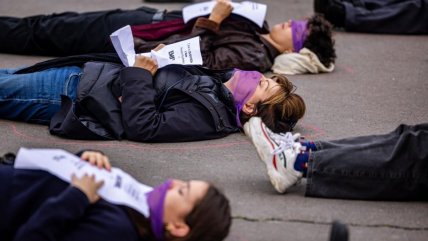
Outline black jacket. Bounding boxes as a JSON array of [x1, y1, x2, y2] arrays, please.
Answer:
[[20, 55, 239, 142], [0, 164, 140, 241]]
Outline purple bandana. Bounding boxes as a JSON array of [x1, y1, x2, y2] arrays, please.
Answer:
[[228, 69, 262, 127], [146, 179, 173, 241], [291, 20, 308, 52]]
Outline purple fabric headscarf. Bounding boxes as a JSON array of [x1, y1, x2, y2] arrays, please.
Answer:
[[146, 179, 173, 241], [291, 20, 308, 52], [228, 69, 262, 127]]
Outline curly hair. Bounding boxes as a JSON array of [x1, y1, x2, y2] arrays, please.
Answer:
[[303, 14, 337, 67]]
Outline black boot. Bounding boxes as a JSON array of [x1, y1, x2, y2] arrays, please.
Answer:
[[314, 0, 330, 14], [314, 0, 346, 27], [329, 220, 349, 241]]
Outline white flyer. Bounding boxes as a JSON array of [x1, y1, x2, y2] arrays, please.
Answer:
[[110, 25, 203, 68], [182, 1, 267, 28], [14, 147, 153, 217], [110, 25, 137, 67]]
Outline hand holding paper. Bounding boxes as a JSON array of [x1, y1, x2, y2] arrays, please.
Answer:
[[134, 55, 159, 75], [110, 25, 203, 69], [209, 0, 234, 24], [183, 1, 267, 28], [71, 173, 104, 204], [15, 148, 153, 216]]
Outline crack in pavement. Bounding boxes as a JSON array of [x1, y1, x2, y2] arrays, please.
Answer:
[[232, 216, 428, 231]]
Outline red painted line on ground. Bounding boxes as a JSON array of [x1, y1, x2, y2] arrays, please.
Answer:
[[6, 123, 249, 152], [339, 65, 355, 74], [299, 122, 327, 140], [4, 121, 327, 151]]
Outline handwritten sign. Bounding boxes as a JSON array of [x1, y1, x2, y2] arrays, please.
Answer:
[[14, 148, 153, 217]]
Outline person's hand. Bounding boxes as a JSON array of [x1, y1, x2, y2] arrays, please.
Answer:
[[71, 173, 104, 204], [133, 44, 165, 75], [209, 0, 233, 24], [80, 151, 111, 171], [134, 55, 158, 76], [153, 43, 165, 52]]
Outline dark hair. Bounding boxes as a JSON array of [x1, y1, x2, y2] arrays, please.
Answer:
[[170, 185, 231, 241], [127, 184, 231, 241], [303, 14, 336, 67], [239, 74, 306, 132]]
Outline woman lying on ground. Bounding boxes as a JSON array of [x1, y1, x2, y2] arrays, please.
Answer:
[[0, 150, 231, 241], [0, 0, 336, 74], [244, 117, 428, 200], [0, 45, 305, 142]]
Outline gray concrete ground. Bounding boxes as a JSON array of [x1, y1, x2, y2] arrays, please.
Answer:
[[1, 0, 428, 240]]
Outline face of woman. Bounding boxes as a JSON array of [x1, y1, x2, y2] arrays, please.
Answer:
[[163, 179, 209, 226], [245, 75, 281, 106], [270, 20, 294, 52]]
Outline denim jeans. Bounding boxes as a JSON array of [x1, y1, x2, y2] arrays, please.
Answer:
[[0, 66, 82, 125], [306, 123, 428, 201]]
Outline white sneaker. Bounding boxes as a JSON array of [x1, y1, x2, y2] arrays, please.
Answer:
[[243, 117, 303, 193]]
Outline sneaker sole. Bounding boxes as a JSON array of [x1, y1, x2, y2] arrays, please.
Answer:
[[245, 118, 289, 193]]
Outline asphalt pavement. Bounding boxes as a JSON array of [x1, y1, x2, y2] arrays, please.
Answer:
[[1, 0, 427, 240]]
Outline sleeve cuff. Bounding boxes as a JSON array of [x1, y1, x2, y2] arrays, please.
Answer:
[[194, 17, 220, 32], [65, 187, 91, 208]]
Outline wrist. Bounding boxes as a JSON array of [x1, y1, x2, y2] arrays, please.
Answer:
[[208, 14, 223, 24]]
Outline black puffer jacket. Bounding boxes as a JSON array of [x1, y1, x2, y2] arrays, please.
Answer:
[[49, 62, 238, 142]]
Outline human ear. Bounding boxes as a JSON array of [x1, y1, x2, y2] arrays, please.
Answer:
[[242, 103, 256, 115], [166, 222, 190, 238]]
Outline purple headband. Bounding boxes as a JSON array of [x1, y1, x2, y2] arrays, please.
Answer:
[[291, 20, 308, 52], [146, 179, 173, 241], [229, 69, 262, 127]]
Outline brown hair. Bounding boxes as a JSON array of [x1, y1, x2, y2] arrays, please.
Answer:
[[127, 184, 231, 241], [169, 185, 231, 241], [239, 74, 306, 132]]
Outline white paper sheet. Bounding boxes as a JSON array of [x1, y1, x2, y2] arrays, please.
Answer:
[[110, 25, 137, 67], [110, 25, 203, 68], [182, 1, 267, 28], [14, 148, 153, 217]]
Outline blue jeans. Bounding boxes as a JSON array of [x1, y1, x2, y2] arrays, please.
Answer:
[[306, 123, 428, 201], [0, 66, 82, 125]]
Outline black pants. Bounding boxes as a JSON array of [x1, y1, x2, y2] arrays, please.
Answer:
[[342, 0, 428, 34], [306, 123, 428, 200], [0, 7, 182, 56]]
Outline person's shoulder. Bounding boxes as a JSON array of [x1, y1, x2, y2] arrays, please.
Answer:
[[86, 202, 139, 239], [222, 15, 269, 32]]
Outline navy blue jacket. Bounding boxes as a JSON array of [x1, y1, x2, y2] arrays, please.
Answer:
[[0, 166, 140, 241]]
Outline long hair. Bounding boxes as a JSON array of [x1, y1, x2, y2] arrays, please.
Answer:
[[239, 74, 306, 132], [127, 184, 231, 241], [303, 14, 336, 67]]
